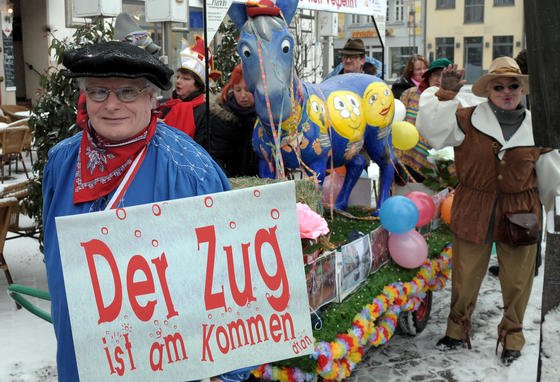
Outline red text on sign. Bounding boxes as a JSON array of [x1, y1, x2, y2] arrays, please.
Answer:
[[82, 239, 178, 324], [196, 225, 290, 312]]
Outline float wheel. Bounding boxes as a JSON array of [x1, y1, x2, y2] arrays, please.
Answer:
[[397, 290, 433, 336]]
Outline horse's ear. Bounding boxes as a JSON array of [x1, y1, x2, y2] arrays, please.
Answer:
[[228, 3, 247, 29], [277, 0, 299, 25]]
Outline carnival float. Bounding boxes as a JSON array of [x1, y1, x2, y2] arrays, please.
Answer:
[[228, 0, 455, 379], [9, 0, 458, 380]]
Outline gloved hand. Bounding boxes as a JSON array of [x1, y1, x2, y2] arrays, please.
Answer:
[[440, 64, 466, 92]]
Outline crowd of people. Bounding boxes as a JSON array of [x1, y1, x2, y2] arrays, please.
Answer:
[[158, 36, 258, 178], [39, 12, 560, 379]]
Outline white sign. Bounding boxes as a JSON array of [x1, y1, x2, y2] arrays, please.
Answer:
[[206, 0, 234, 43], [298, 0, 386, 45], [72, 0, 121, 18], [298, 0, 386, 16], [56, 181, 313, 381], [145, 0, 188, 22]]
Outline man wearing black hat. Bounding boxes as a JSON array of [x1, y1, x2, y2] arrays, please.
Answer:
[[42, 41, 232, 381], [324, 38, 383, 80], [338, 38, 367, 74]]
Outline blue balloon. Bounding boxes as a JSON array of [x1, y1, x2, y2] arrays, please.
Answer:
[[379, 195, 419, 233]]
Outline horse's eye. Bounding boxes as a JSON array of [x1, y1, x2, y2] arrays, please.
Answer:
[[241, 45, 251, 58], [281, 39, 290, 53]]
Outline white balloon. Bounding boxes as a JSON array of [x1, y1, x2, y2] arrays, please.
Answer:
[[393, 99, 406, 123]]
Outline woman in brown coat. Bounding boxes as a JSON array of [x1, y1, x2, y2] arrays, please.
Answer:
[[416, 57, 560, 366]]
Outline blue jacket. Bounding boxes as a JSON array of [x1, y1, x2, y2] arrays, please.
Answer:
[[42, 123, 254, 381]]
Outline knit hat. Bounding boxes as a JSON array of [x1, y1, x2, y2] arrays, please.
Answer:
[[472, 56, 529, 97], [62, 41, 173, 90], [179, 35, 221, 89], [422, 58, 453, 79], [340, 39, 366, 56]]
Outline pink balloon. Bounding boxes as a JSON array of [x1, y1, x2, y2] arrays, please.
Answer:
[[388, 230, 428, 269], [405, 191, 436, 227], [322, 172, 344, 207]]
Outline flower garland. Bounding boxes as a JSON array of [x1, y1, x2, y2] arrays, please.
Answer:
[[251, 243, 452, 381]]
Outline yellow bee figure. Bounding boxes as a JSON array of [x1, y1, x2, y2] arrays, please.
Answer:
[[363, 82, 395, 128], [306, 95, 328, 134], [327, 90, 366, 142]]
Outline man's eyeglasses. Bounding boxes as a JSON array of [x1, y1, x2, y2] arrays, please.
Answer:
[[342, 55, 361, 61], [492, 83, 521, 92], [85, 86, 149, 102]]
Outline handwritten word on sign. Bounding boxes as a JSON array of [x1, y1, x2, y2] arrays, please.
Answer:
[[56, 181, 313, 381]]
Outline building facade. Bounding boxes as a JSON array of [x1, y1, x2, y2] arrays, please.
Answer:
[[0, 0, 526, 105], [425, 0, 524, 83], [385, 0, 425, 80], [0, 0, 195, 105], [331, 0, 425, 81], [330, 0, 524, 84]]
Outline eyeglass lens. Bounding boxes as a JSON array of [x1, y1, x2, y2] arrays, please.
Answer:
[[492, 83, 520, 92], [85, 87, 147, 102]]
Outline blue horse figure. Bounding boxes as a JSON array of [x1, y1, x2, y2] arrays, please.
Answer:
[[228, 0, 396, 213]]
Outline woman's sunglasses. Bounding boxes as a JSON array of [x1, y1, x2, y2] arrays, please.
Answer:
[[492, 83, 521, 92]]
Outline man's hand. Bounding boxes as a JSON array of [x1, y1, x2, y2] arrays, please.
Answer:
[[440, 64, 466, 92]]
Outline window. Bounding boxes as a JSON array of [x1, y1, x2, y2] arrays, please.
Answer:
[[351, 14, 361, 24], [388, 0, 405, 22], [390, 46, 417, 78], [464, 37, 483, 83], [436, 0, 455, 9], [494, 0, 514, 5], [465, 0, 484, 23], [395, 0, 405, 22], [493, 36, 513, 58], [435, 37, 455, 62]]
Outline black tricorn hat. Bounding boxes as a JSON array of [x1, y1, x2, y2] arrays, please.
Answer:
[[62, 41, 174, 90]]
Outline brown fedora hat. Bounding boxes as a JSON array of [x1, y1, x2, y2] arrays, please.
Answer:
[[472, 56, 529, 97], [340, 38, 365, 55]]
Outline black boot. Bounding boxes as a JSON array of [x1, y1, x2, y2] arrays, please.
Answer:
[[436, 335, 465, 351], [501, 349, 521, 366], [488, 265, 499, 276]]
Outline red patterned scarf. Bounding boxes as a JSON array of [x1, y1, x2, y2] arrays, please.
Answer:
[[73, 94, 157, 204]]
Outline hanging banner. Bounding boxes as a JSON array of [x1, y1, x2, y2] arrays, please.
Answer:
[[197, 0, 386, 43], [298, 0, 386, 45], [298, 0, 386, 16], [56, 181, 313, 381]]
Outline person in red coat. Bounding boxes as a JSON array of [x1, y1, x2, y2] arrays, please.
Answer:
[[158, 35, 220, 138]]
